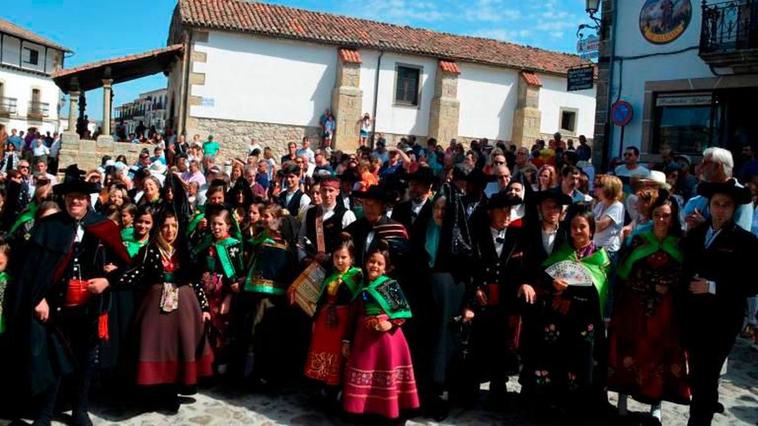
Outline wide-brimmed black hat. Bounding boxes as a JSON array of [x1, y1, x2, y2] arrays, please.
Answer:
[[338, 169, 360, 183], [406, 166, 438, 185], [352, 184, 392, 203], [53, 164, 99, 196], [487, 192, 523, 210], [697, 179, 751, 205], [531, 189, 573, 206]]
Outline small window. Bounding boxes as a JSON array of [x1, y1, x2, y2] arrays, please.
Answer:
[[23, 48, 39, 65], [395, 65, 421, 106], [560, 109, 577, 134]]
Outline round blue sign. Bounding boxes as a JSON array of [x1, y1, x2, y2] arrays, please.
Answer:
[[611, 101, 633, 127]]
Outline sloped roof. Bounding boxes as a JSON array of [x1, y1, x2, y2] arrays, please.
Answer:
[[0, 18, 71, 52], [177, 0, 589, 76]]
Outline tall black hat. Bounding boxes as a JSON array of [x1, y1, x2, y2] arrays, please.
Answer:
[[53, 164, 99, 196]]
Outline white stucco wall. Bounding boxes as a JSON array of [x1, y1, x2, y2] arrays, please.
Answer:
[[539, 74, 596, 137], [359, 50, 436, 137], [1, 36, 60, 75], [0, 67, 61, 134], [457, 63, 519, 140], [607, 0, 713, 155], [190, 31, 337, 127]]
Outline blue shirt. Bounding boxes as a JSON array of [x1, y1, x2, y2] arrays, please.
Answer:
[[7, 135, 22, 150]]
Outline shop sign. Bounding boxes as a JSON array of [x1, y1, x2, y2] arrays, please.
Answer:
[[567, 66, 595, 91], [577, 35, 599, 60], [656, 94, 712, 107], [640, 0, 692, 45]]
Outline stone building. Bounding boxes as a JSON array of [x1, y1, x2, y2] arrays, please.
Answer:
[[0, 18, 69, 136], [115, 88, 169, 138]]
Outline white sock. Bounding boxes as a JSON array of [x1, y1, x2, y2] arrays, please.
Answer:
[[651, 402, 662, 420], [618, 394, 628, 415]]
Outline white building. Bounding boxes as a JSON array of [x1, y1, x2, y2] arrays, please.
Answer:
[[115, 88, 168, 139], [162, 0, 596, 158], [0, 18, 69, 136], [593, 0, 758, 166]]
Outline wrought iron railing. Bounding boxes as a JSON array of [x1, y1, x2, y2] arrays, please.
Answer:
[[0, 97, 17, 116], [27, 101, 49, 119], [700, 0, 758, 53]]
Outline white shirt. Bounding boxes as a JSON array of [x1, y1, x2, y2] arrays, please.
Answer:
[[541, 227, 558, 254], [285, 189, 311, 219], [490, 226, 506, 257], [410, 200, 426, 224], [614, 164, 650, 179], [33, 144, 49, 156], [592, 201, 625, 253]]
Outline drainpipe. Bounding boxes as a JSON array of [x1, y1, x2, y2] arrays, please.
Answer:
[[370, 49, 384, 148]]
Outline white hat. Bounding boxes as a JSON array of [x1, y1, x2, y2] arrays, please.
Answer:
[[645, 170, 670, 190]]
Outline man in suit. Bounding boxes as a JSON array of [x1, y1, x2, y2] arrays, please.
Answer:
[[680, 180, 758, 426], [392, 166, 436, 236]]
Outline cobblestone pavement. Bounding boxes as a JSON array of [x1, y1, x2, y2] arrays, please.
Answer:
[[4, 340, 756, 426]]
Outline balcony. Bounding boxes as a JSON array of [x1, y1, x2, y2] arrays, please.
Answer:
[[700, 0, 758, 73], [0, 97, 17, 118], [27, 101, 50, 121]]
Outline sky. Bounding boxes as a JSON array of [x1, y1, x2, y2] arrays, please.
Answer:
[[4, 0, 594, 120]]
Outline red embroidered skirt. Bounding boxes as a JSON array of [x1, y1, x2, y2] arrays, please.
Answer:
[[135, 284, 214, 386], [304, 305, 350, 386], [343, 314, 419, 419]]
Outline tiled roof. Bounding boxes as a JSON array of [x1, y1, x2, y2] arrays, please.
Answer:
[[338, 48, 361, 64], [177, 0, 589, 76], [521, 71, 542, 87], [0, 18, 71, 52], [439, 60, 461, 74]]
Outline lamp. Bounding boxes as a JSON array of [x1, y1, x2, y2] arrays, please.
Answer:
[[578, 0, 602, 36], [585, 0, 600, 14]]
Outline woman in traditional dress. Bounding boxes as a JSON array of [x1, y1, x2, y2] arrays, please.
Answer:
[[122, 205, 155, 258], [342, 240, 420, 420], [238, 203, 299, 389], [121, 210, 213, 412], [520, 208, 610, 422], [608, 192, 690, 423], [197, 207, 244, 375], [303, 233, 362, 404]]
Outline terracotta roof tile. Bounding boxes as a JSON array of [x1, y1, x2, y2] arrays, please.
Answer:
[[0, 18, 71, 52], [439, 60, 461, 74], [51, 44, 184, 79], [521, 71, 542, 87], [176, 0, 588, 76], [338, 48, 361, 64]]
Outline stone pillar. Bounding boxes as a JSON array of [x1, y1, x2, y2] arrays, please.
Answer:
[[67, 91, 80, 133], [331, 48, 363, 152], [428, 61, 461, 144], [511, 71, 543, 148], [102, 79, 113, 136]]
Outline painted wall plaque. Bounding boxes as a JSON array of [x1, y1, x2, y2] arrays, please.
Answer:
[[639, 0, 692, 44]]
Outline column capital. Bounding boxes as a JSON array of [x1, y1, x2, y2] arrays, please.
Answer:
[[102, 79, 114, 89]]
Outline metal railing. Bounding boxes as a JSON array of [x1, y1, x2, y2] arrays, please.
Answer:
[[27, 101, 50, 119], [700, 0, 758, 53], [0, 97, 17, 117]]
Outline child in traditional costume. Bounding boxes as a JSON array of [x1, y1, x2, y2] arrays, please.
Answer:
[[303, 233, 362, 403], [342, 240, 420, 420], [198, 207, 244, 375]]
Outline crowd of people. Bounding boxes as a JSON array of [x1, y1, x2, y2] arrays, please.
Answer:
[[0, 128, 755, 426]]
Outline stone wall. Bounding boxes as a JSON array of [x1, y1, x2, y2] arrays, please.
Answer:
[[190, 117, 322, 162], [58, 133, 148, 171]]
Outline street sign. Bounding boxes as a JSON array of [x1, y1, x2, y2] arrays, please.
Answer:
[[567, 66, 595, 91], [576, 34, 600, 55], [611, 100, 633, 127]]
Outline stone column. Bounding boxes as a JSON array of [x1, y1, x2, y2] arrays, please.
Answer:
[[67, 91, 80, 133], [102, 79, 113, 137], [428, 61, 461, 143], [511, 71, 543, 148], [331, 48, 363, 152]]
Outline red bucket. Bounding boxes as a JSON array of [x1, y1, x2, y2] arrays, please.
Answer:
[[65, 279, 91, 307]]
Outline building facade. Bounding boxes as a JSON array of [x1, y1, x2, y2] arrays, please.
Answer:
[[115, 88, 169, 139], [0, 18, 68, 136], [593, 0, 758, 167], [162, 0, 596, 161]]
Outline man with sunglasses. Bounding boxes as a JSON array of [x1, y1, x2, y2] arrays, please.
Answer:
[[614, 146, 650, 195]]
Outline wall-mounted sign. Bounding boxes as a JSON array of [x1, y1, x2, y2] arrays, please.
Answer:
[[611, 100, 633, 127], [201, 97, 215, 107], [567, 66, 595, 91], [639, 0, 692, 45], [656, 93, 712, 107], [577, 35, 600, 60]]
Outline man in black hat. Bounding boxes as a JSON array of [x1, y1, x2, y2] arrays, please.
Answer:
[[278, 163, 310, 218], [337, 168, 360, 211], [298, 176, 357, 265], [464, 191, 529, 407], [5, 164, 130, 426], [392, 166, 436, 235], [680, 180, 758, 426]]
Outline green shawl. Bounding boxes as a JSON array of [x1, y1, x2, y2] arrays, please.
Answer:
[[121, 228, 149, 258], [361, 275, 412, 320], [9, 201, 38, 235], [202, 237, 242, 280], [543, 243, 610, 318], [616, 231, 683, 280], [320, 266, 362, 300]]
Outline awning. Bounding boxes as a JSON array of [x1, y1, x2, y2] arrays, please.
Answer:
[[52, 44, 184, 93]]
